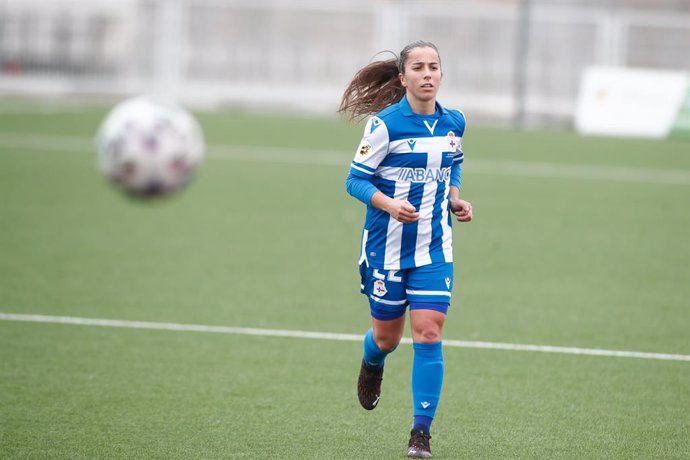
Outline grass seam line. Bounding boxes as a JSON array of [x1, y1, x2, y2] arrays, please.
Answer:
[[1, 312, 688, 362], [2, 132, 690, 185]]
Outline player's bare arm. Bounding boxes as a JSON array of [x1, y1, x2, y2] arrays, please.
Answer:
[[449, 186, 473, 222]]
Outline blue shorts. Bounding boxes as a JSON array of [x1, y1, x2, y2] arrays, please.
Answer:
[[359, 262, 454, 321]]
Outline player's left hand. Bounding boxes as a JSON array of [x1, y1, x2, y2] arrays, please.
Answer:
[[451, 199, 473, 222]]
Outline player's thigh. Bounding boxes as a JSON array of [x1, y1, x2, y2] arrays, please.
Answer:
[[371, 315, 406, 351], [409, 309, 446, 343]]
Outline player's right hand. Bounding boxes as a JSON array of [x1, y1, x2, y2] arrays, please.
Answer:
[[387, 199, 420, 223]]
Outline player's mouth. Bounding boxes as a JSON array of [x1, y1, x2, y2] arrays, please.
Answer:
[[421, 83, 434, 89]]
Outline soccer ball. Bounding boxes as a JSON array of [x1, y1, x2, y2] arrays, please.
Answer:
[[96, 96, 205, 198]]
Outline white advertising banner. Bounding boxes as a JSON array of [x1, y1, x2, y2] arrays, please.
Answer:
[[575, 66, 689, 139]]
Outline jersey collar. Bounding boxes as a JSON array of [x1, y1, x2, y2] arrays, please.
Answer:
[[399, 95, 447, 117]]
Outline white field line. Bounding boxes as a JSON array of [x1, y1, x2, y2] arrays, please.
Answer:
[[0, 105, 93, 115], [0, 132, 95, 152], [1, 132, 690, 185], [1, 312, 689, 363]]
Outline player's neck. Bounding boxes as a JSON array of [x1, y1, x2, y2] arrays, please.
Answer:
[[407, 96, 436, 115]]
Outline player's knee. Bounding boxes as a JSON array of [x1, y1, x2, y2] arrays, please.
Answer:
[[410, 306, 446, 343], [416, 329, 442, 343], [411, 322, 443, 343], [375, 334, 402, 352]]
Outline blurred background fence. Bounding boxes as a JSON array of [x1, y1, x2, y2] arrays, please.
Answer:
[[1, 0, 689, 127]]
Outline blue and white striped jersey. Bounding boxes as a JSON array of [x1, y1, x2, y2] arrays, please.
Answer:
[[349, 96, 466, 270]]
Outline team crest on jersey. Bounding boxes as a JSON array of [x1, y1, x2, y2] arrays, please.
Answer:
[[373, 280, 387, 297], [447, 131, 458, 151], [356, 139, 372, 157]]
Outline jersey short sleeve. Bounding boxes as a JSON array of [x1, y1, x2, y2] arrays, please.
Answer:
[[349, 116, 390, 179]]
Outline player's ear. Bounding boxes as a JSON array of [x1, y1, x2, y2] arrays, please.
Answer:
[[399, 72, 407, 88]]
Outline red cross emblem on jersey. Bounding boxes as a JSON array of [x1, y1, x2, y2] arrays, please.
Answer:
[[447, 131, 456, 149]]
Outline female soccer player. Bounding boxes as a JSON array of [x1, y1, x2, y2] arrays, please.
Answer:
[[340, 41, 473, 459]]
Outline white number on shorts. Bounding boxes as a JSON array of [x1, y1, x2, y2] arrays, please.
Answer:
[[373, 269, 402, 283]]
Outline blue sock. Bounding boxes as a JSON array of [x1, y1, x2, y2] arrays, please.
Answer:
[[413, 415, 433, 434], [411, 341, 444, 432], [363, 328, 394, 369]]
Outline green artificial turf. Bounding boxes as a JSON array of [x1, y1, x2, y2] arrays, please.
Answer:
[[1, 101, 688, 458]]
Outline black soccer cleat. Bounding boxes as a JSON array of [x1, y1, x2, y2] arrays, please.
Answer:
[[357, 360, 383, 410], [407, 429, 432, 458]]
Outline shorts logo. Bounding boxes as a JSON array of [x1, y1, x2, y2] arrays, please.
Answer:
[[445, 277, 451, 289], [373, 280, 387, 297]]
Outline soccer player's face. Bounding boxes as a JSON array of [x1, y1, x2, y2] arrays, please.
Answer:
[[400, 47, 442, 104]]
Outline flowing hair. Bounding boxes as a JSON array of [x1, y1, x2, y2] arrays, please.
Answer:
[[338, 41, 440, 121]]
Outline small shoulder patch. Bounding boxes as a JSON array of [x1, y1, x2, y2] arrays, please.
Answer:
[[356, 139, 373, 158]]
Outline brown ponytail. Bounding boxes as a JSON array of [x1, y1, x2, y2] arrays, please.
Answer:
[[339, 41, 441, 121], [338, 55, 405, 122]]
